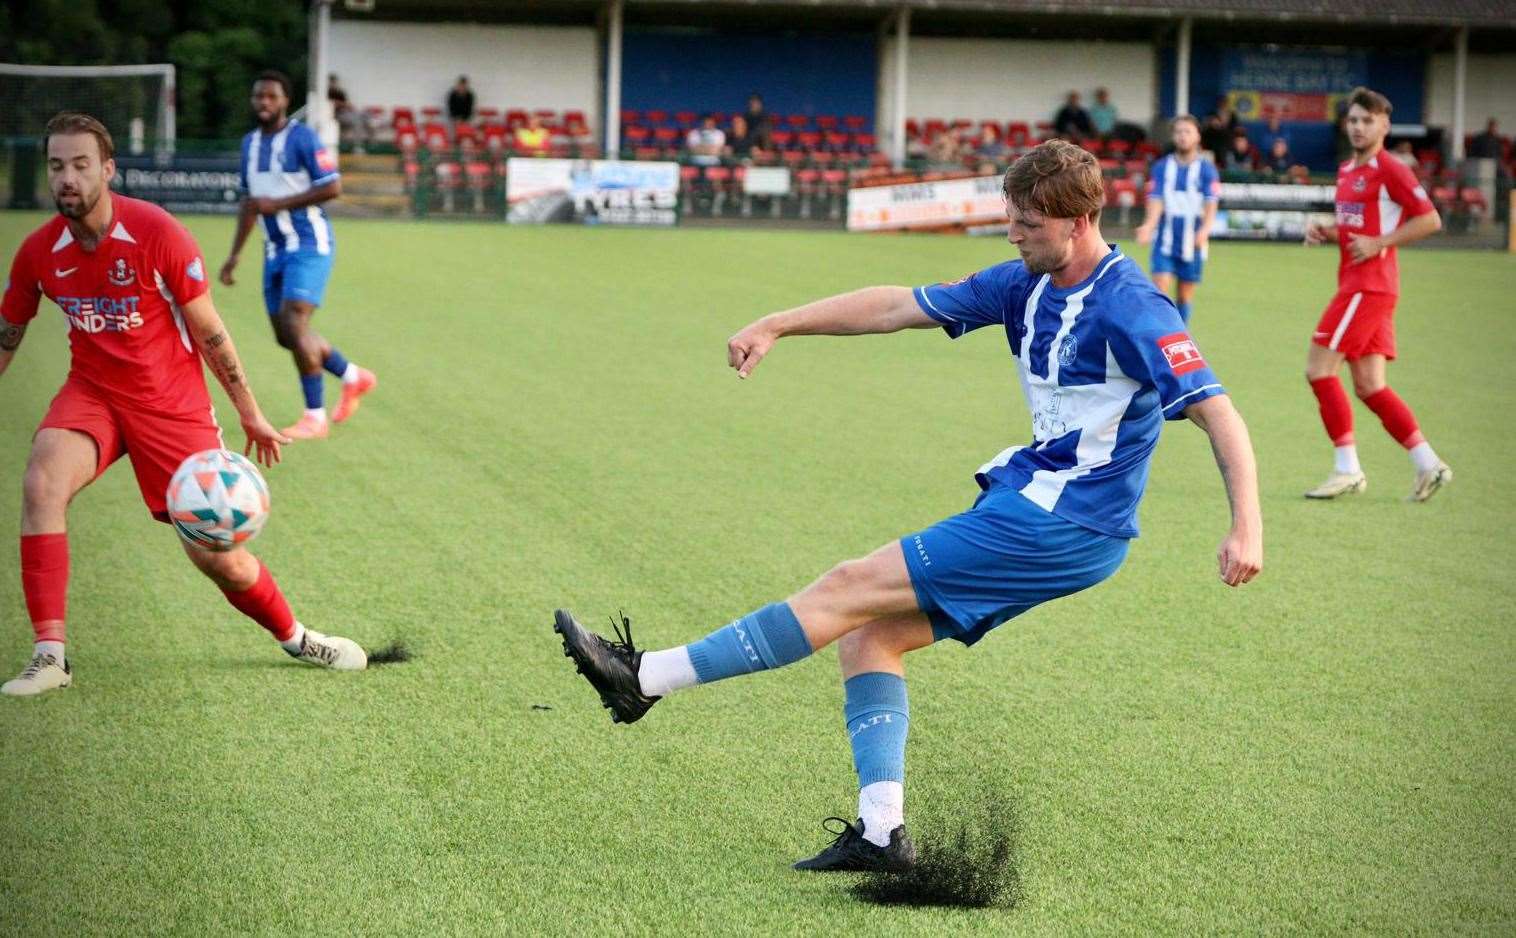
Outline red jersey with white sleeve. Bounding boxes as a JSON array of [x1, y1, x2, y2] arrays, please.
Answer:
[[2, 194, 212, 414], [1333, 152, 1436, 296]]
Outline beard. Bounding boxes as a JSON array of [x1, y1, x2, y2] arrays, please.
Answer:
[[54, 186, 98, 219]]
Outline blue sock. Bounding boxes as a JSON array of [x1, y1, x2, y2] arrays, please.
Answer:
[[686, 602, 812, 684], [1177, 301, 1192, 324], [845, 672, 909, 786], [300, 373, 324, 410], [322, 348, 350, 379]]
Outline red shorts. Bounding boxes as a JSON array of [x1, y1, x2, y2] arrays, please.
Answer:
[[1313, 290, 1397, 361], [38, 379, 224, 522]]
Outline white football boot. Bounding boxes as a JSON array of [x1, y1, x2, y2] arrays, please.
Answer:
[[1304, 471, 1368, 499], [1, 651, 72, 696], [287, 627, 367, 671], [1408, 461, 1452, 503]]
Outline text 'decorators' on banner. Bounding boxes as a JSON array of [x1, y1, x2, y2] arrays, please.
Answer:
[[847, 175, 1005, 232]]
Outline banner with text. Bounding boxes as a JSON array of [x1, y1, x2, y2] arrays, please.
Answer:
[[1222, 47, 1366, 121], [109, 155, 243, 214], [506, 158, 679, 226], [847, 175, 1004, 232]]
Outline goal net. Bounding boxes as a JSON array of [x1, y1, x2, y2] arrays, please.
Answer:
[[0, 63, 175, 154]]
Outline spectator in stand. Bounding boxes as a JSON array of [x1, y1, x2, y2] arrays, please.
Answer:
[[1468, 118, 1503, 159], [687, 113, 726, 166], [1259, 115, 1290, 155], [447, 75, 475, 124], [1089, 88, 1118, 139], [1223, 128, 1257, 173], [1054, 91, 1094, 140], [1390, 139, 1418, 167], [514, 114, 549, 155], [973, 124, 1010, 167], [1265, 137, 1297, 178], [726, 114, 758, 162], [927, 132, 961, 171], [327, 73, 367, 152], [743, 93, 772, 149], [1201, 96, 1238, 158]]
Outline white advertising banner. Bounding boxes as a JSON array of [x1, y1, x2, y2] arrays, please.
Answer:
[[506, 158, 680, 226], [741, 166, 791, 196], [847, 174, 1005, 232]]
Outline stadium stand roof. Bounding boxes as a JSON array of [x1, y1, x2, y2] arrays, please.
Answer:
[[341, 0, 1516, 28]]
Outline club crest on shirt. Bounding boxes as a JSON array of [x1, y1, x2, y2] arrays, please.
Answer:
[[1352, 176, 1367, 193], [1157, 331, 1206, 375], [107, 257, 136, 287], [1057, 334, 1078, 366], [187, 257, 205, 282]]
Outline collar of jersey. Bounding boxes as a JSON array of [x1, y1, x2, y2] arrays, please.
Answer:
[[1043, 245, 1122, 297]]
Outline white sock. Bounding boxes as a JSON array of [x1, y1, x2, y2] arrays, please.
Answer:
[[858, 781, 905, 847], [637, 647, 698, 697], [279, 621, 306, 655], [1334, 445, 1361, 475], [1409, 441, 1440, 473], [34, 640, 65, 662], [341, 362, 360, 384], [304, 407, 327, 422]]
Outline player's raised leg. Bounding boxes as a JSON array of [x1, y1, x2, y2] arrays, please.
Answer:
[[1348, 355, 1451, 502], [181, 542, 366, 670], [555, 540, 921, 723], [1304, 342, 1367, 499], [4, 429, 99, 696]]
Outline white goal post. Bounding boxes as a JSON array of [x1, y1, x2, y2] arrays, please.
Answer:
[[0, 62, 176, 152]]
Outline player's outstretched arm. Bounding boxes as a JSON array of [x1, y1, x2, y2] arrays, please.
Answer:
[[220, 198, 259, 286], [179, 294, 291, 466], [0, 320, 25, 379], [727, 286, 935, 378], [1184, 393, 1263, 588]]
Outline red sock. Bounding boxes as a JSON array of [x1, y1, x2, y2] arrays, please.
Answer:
[[221, 560, 297, 643], [20, 533, 69, 644], [1309, 376, 1355, 446], [1362, 387, 1423, 448]]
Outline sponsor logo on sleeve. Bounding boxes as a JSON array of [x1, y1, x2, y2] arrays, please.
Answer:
[[187, 257, 205, 282], [1157, 331, 1206, 375], [315, 148, 338, 172]]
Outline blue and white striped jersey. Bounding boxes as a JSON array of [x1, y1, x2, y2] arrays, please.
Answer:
[[1146, 154, 1220, 263], [913, 248, 1225, 538], [239, 119, 339, 258]]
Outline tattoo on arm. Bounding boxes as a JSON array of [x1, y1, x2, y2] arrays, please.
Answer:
[[211, 350, 242, 387], [0, 321, 24, 351], [203, 331, 227, 350]]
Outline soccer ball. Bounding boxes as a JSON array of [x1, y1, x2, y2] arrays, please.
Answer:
[[165, 449, 271, 551]]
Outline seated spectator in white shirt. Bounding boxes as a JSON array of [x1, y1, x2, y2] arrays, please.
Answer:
[[687, 114, 726, 166]]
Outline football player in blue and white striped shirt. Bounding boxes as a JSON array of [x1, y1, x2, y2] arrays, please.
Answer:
[[552, 141, 1262, 874], [219, 70, 375, 441], [1135, 115, 1220, 324]]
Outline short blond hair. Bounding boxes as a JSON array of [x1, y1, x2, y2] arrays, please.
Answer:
[[1002, 140, 1103, 222]]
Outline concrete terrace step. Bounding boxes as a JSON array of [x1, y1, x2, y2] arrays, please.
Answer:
[[327, 192, 412, 218], [340, 152, 402, 174]]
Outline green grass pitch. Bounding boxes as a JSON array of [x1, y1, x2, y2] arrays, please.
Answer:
[[1, 212, 1513, 934]]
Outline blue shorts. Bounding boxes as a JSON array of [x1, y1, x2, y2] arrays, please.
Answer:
[[901, 482, 1130, 647], [262, 250, 334, 315], [1150, 247, 1203, 284]]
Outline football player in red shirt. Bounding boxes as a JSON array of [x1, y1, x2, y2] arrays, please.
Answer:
[[1, 113, 367, 696], [1303, 87, 1450, 502]]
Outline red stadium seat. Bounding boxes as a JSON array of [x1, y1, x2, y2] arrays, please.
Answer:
[[396, 129, 419, 157], [815, 115, 839, 131], [770, 130, 794, 149], [786, 114, 809, 130], [904, 119, 921, 141], [674, 110, 698, 127], [825, 131, 849, 150], [1459, 187, 1488, 215], [645, 109, 669, 125], [563, 110, 588, 129], [421, 106, 443, 120], [402, 159, 420, 190], [392, 107, 415, 128], [844, 115, 868, 132], [838, 151, 863, 166], [505, 109, 529, 130], [482, 124, 508, 153], [634, 146, 661, 162], [924, 119, 947, 141], [624, 125, 651, 144], [533, 108, 557, 123], [680, 165, 702, 187], [423, 122, 450, 152], [621, 109, 641, 125], [782, 149, 808, 168], [811, 150, 835, 167], [797, 131, 822, 151], [653, 127, 680, 147], [476, 107, 500, 123], [854, 133, 876, 152]]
